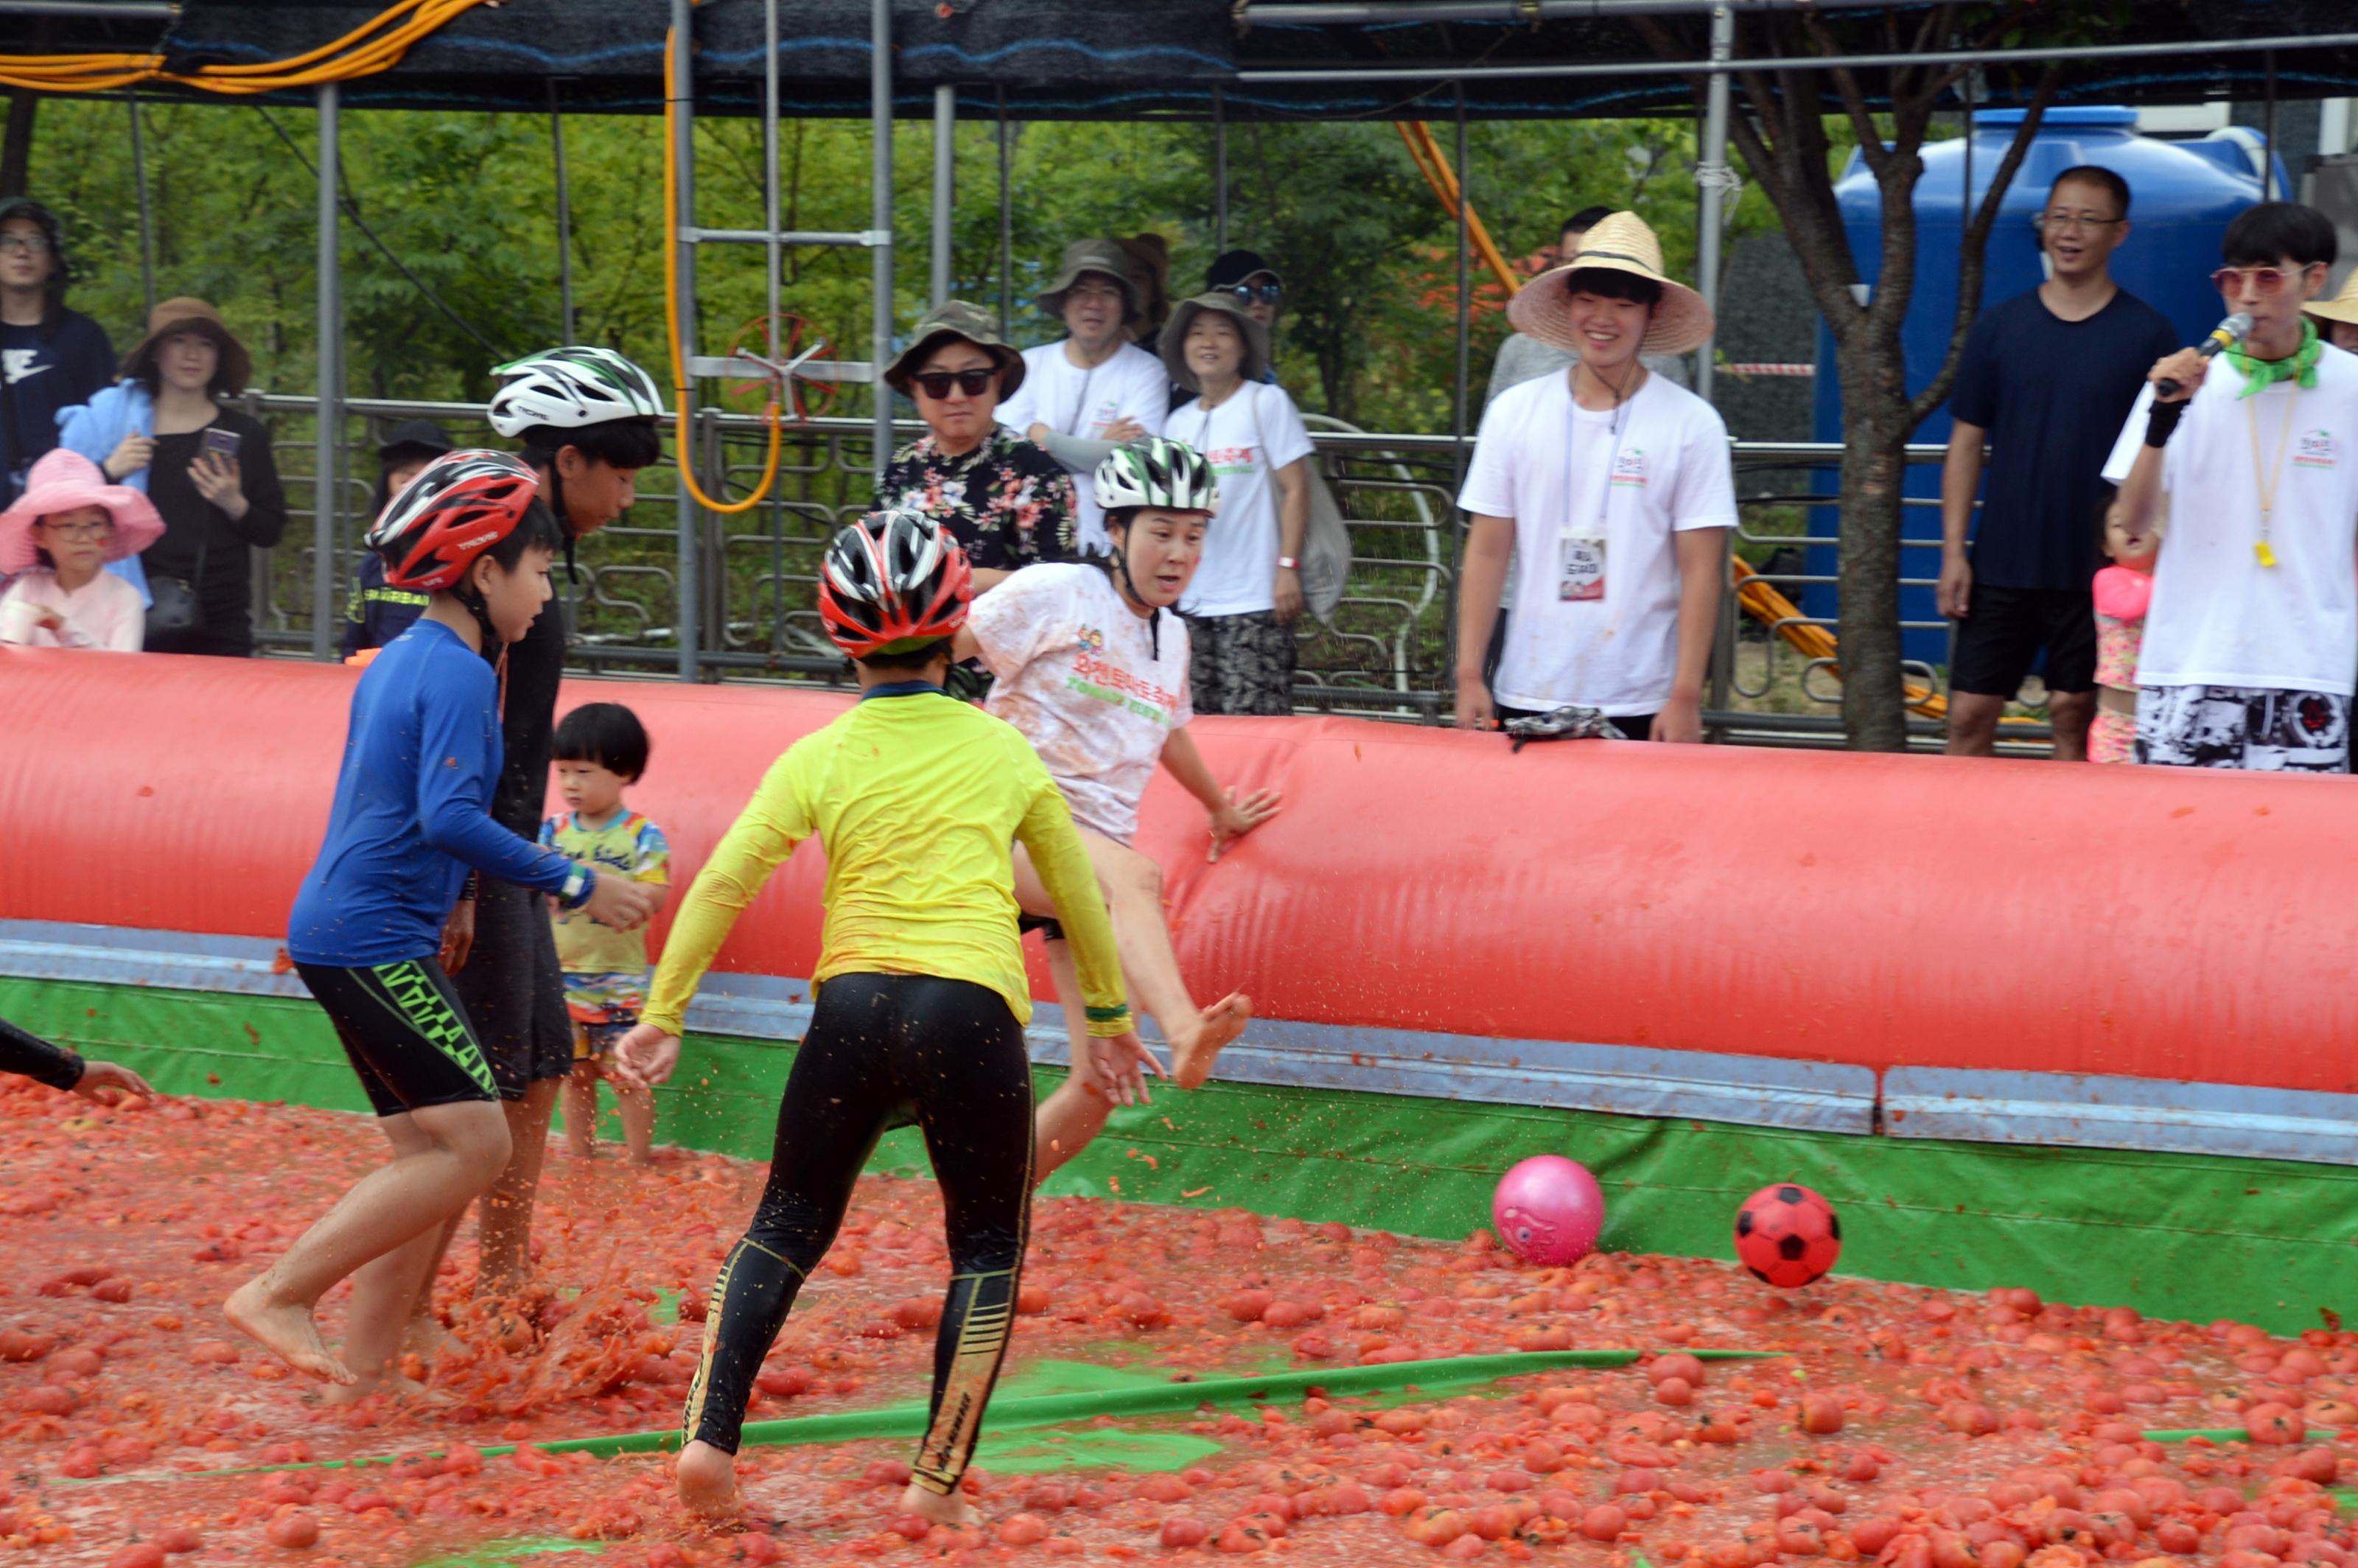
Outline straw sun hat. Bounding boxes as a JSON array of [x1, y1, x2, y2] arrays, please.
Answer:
[[1505, 211, 1714, 357], [2303, 270, 2358, 331]]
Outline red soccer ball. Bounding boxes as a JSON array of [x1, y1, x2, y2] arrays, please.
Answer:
[[1734, 1183, 1841, 1288]]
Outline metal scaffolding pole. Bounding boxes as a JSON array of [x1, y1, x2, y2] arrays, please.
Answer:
[[931, 85, 955, 308], [997, 86, 1013, 332], [670, 0, 701, 679], [550, 84, 575, 341], [870, 0, 895, 482], [1692, 2, 1731, 406], [311, 83, 340, 662], [764, 0, 780, 365], [1444, 90, 1470, 694], [1213, 85, 1229, 253], [126, 86, 155, 319]]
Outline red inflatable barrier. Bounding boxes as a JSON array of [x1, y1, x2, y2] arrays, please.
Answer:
[[4, 646, 2353, 1094]]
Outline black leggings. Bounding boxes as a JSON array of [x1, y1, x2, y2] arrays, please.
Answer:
[[681, 973, 1035, 1494]]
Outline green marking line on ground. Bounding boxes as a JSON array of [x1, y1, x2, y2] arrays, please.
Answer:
[[2141, 1428, 2252, 1443], [68, 1346, 1778, 1484], [407, 1540, 606, 1568]]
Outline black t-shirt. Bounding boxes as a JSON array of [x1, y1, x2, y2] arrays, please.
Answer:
[[141, 407, 288, 637], [1, 310, 116, 505], [489, 592, 568, 840], [1948, 286, 2178, 592]]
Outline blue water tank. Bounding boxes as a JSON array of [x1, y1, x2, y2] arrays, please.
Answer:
[[1805, 108, 2283, 668]]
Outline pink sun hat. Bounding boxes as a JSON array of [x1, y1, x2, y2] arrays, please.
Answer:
[[0, 449, 166, 575]]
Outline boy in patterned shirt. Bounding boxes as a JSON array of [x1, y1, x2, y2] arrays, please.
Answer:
[[541, 703, 671, 1162]]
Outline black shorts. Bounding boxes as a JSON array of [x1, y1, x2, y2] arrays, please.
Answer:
[[1950, 583, 2097, 698], [449, 875, 575, 1100], [295, 959, 500, 1119]]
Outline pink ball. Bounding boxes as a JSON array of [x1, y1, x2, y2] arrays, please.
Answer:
[[1492, 1155, 1605, 1266]]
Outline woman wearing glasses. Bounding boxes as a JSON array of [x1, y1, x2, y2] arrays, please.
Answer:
[[1203, 250, 1284, 387], [878, 302, 1077, 592]]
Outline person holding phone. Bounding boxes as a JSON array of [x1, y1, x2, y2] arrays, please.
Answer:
[[57, 298, 285, 657]]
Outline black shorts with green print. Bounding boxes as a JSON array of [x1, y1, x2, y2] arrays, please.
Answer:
[[295, 958, 499, 1119]]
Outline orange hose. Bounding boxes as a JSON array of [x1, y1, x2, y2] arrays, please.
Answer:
[[0, 0, 489, 94], [1394, 122, 1522, 301], [660, 27, 784, 517]]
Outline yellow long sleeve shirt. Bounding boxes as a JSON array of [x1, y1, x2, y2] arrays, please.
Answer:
[[642, 685, 1132, 1039]]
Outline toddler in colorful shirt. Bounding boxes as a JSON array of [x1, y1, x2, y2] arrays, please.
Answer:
[[2090, 508, 2159, 766], [541, 702, 671, 1161]]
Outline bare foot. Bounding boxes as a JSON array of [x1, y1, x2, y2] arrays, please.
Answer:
[[1171, 990, 1251, 1091], [320, 1371, 430, 1407], [224, 1276, 354, 1385], [677, 1439, 741, 1518], [898, 1478, 984, 1530], [403, 1312, 455, 1363]]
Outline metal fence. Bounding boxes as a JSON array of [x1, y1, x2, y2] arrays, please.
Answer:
[[241, 393, 2008, 749]]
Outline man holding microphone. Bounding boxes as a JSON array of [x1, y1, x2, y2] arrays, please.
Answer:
[[2102, 202, 2358, 771]]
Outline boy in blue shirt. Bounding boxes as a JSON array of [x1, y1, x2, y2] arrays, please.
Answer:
[[225, 451, 657, 1396]]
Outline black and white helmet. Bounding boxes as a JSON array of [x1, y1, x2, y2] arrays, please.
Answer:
[[1093, 437, 1220, 517], [486, 346, 665, 437]]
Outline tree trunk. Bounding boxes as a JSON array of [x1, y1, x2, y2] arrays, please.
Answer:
[[1834, 405, 1913, 752], [0, 92, 36, 199]]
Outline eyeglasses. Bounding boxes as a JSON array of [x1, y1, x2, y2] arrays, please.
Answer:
[[1218, 281, 1283, 306], [38, 518, 113, 539], [1065, 282, 1127, 304], [910, 367, 997, 400], [2210, 265, 2320, 296], [2032, 211, 2125, 235], [0, 232, 52, 254]]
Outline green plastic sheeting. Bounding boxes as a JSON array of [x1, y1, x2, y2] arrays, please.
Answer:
[[974, 1429, 1225, 1474], [409, 1541, 605, 1568], [6, 976, 2357, 1332], [111, 1348, 1718, 1484]]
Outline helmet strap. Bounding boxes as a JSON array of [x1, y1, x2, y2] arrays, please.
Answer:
[[1107, 518, 1161, 660]]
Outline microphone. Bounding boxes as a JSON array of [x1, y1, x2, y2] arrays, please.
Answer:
[[2157, 312, 2253, 399]]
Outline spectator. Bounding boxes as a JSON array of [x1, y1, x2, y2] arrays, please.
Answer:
[[2105, 202, 2358, 772], [1157, 291, 1315, 715], [340, 420, 453, 659], [58, 298, 285, 657], [1120, 234, 1174, 349], [542, 702, 671, 1166], [878, 301, 1074, 591], [998, 239, 1171, 553], [0, 198, 114, 511], [2088, 508, 2157, 766], [1939, 167, 2176, 761], [1203, 249, 1283, 387], [0, 448, 161, 651], [2304, 270, 2358, 352], [1453, 211, 1734, 743], [1485, 207, 1693, 409]]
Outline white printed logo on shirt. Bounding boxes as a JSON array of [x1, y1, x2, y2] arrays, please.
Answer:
[[2295, 429, 2339, 470], [1, 349, 51, 387], [1610, 447, 1649, 487]]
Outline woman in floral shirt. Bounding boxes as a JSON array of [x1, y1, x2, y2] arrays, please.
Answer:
[[878, 301, 1076, 589]]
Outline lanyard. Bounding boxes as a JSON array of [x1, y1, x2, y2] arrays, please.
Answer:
[[1063, 360, 1102, 438], [1564, 377, 1634, 539], [2244, 382, 2299, 568]]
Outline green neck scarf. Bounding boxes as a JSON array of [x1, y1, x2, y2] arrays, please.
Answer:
[[2224, 317, 2322, 397]]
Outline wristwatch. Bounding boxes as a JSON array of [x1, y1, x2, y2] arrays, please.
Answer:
[[1276, 556, 1299, 571]]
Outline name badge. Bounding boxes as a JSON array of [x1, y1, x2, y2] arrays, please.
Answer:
[[1558, 533, 1606, 602]]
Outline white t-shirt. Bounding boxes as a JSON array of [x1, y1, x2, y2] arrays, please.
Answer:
[[968, 562, 1192, 844], [1161, 382, 1318, 618], [2101, 349, 2358, 696], [998, 340, 1172, 553], [0, 569, 145, 651], [1455, 369, 1737, 716]]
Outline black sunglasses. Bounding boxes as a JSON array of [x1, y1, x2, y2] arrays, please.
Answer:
[[1217, 281, 1283, 306], [911, 367, 998, 399]]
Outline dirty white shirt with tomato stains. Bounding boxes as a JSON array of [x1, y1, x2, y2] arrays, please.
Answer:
[[968, 563, 1192, 846]]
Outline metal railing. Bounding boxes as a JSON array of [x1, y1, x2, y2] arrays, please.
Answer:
[[236, 393, 2009, 748]]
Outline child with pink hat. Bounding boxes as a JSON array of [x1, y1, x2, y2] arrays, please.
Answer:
[[0, 448, 164, 651]]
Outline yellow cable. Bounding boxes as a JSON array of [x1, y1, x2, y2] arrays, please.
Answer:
[[661, 26, 783, 517], [0, 0, 488, 95]]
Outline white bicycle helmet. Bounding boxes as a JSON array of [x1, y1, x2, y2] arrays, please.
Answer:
[[487, 346, 666, 437], [1093, 437, 1220, 517]]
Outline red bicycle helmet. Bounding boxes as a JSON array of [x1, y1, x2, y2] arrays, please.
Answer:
[[365, 450, 546, 592], [817, 509, 973, 658]]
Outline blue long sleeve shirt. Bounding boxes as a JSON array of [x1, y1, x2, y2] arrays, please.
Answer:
[[289, 620, 577, 966]]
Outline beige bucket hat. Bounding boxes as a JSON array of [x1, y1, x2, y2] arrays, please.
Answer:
[[1506, 211, 1714, 357], [1038, 238, 1141, 323]]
